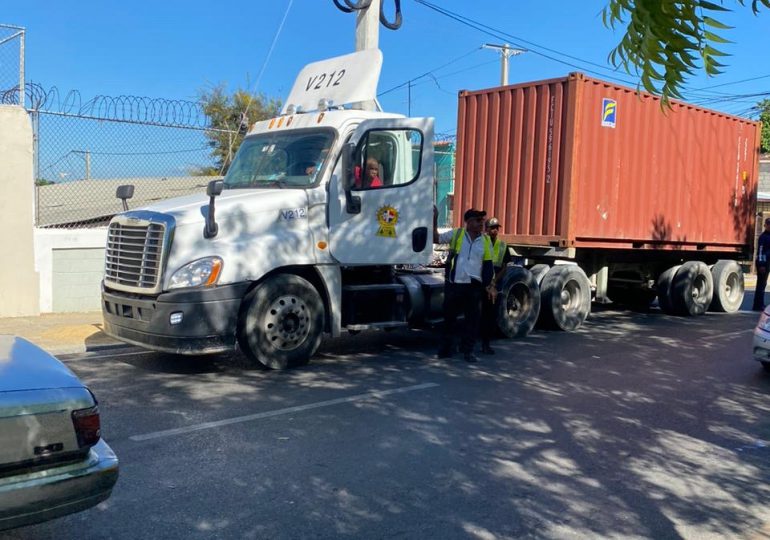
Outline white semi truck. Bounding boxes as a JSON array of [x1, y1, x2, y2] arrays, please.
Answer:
[[101, 50, 541, 369]]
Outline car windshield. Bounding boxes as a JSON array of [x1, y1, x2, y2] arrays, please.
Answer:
[[223, 129, 334, 189]]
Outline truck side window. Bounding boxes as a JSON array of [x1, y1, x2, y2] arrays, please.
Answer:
[[353, 129, 423, 190]]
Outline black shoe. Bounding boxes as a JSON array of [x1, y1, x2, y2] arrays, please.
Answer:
[[481, 344, 495, 355], [463, 352, 478, 363], [437, 346, 452, 359]]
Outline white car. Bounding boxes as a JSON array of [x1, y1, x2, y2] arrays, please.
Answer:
[[0, 336, 119, 531], [752, 307, 770, 372]]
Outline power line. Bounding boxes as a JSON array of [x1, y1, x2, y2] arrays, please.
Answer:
[[378, 46, 483, 97], [412, 0, 640, 87]]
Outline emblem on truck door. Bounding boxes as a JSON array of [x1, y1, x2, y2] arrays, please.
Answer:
[[376, 205, 399, 238]]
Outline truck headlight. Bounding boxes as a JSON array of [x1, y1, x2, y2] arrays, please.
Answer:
[[168, 257, 223, 289]]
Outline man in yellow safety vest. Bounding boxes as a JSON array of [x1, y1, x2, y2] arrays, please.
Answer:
[[433, 208, 495, 363], [480, 217, 512, 355]]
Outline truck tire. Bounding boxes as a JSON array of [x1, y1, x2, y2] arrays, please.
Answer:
[[238, 274, 324, 370], [709, 260, 744, 313], [538, 265, 591, 331], [529, 264, 550, 287], [656, 265, 680, 315], [496, 267, 540, 338], [671, 261, 713, 316]]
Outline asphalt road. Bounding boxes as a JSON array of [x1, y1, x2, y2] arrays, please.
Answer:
[[3, 305, 770, 539]]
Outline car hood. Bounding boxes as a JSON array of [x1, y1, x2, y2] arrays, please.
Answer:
[[0, 336, 84, 393]]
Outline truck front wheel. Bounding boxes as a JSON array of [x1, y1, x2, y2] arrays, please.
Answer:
[[238, 274, 325, 370]]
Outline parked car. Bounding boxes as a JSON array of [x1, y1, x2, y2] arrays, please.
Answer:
[[753, 307, 770, 372], [0, 335, 119, 531]]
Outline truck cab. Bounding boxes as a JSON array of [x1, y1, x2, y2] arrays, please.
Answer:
[[101, 50, 454, 369]]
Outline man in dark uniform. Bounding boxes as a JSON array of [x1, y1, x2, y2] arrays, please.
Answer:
[[434, 208, 494, 363], [753, 217, 770, 311], [480, 217, 512, 354]]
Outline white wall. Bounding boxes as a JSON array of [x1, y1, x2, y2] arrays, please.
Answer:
[[0, 106, 40, 316]]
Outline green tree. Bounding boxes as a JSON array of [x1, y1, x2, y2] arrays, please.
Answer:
[[758, 99, 770, 153], [604, 0, 768, 102], [35, 178, 55, 186], [198, 86, 281, 175]]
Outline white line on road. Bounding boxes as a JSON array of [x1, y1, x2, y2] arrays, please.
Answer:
[[129, 382, 439, 442], [703, 328, 754, 341]]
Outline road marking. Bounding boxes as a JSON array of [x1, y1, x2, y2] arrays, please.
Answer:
[[129, 382, 439, 442], [703, 328, 754, 341]]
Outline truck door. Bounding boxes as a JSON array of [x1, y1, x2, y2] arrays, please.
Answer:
[[328, 117, 435, 265]]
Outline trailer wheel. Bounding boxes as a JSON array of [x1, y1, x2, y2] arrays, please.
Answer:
[[238, 274, 324, 370], [709, 260, 744, 313], [496, 267, 540, 338], [529, 264, 550, 287], [671, 261, 714, 316], [656, 265, 681, 315], [538, 265, 591, 331]]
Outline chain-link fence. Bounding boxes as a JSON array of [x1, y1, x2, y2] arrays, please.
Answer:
[[0, 24, 24, 106], [12, 85, 242, 228]]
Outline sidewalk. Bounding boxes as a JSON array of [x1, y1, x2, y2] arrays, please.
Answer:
[[0, 311, 125, 356], [0, 273, 762, 357]]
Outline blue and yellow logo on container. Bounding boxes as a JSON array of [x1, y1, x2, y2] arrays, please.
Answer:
[[601, 98, 617, 128]]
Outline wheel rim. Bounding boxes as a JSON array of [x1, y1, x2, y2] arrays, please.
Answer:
[[723, 272, 742, 303], [506, 283, 531, 324], [264, 295, 310, 351], [691, 273, 708, 302], [560, 279, 581, 312]]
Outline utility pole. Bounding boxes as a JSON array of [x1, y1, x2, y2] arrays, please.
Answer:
[[483, 43, 525, 86], [355, 0, 381, 51]]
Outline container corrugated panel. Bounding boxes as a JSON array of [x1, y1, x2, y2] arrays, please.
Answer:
[[454, 73, 761, 252]]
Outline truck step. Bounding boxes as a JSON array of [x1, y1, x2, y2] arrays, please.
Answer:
[[345, 321, 409, 331], [342, 284, 406, 292]]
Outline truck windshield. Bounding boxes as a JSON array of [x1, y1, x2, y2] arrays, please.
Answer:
[[224, 129, 335, 189]]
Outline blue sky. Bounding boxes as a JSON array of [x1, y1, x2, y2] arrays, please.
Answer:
[[4, 0, 768, 137]]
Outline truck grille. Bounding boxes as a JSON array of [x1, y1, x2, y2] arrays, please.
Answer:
[[104, 214, 172, 293]]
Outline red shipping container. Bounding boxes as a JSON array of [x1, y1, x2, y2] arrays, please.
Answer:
[[454, 73, 761, 254]]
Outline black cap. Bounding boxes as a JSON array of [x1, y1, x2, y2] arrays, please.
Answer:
[[765, 217, 770, 225], [463, 208, 486, 221]]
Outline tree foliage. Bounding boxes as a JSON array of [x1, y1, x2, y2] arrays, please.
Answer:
[[198, 86, 281, 175], [603, 0, 769, 102], [758, 98, 770, 153]]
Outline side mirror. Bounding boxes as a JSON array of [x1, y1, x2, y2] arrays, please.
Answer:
[[341, 142, 361, 214], [207, 179, 224, 197], [204, 180, 224, 239], [116, 184, 135, 212]]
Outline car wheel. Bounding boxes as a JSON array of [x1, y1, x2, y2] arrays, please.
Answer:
[[656, 265, 681, 315], [671, 261, 714, 316], [709, 260, 744, 313], [538, 265, 591, 331], [496, 266, 540, 338], [238, 274, 324, 370]]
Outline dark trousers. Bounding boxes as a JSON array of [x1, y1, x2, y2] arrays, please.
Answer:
[[754, 265, 768, 310], [441, 281, 484, 354], [481, 294, 497, 345]]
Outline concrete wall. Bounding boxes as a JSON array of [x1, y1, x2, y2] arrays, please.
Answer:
[[0, 106, 40, 316], [34, 228, 107, 313]]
